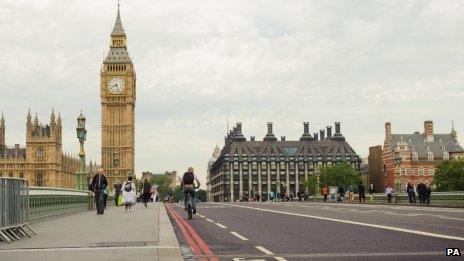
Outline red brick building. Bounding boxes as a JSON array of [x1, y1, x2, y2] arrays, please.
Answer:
[[381, 121, 463, 191]]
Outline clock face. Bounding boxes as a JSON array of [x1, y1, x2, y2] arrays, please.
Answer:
[[107, 77, 125, 94]]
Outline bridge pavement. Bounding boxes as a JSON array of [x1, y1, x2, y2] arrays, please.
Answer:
[[0, 202, 182, 261], [168, 202, 464, 260]]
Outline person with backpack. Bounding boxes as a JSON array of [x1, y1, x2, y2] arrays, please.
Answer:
[[181, 167, 200, 214], [122, 176, 136, 212]]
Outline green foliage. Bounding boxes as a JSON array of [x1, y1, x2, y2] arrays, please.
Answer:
[[196, 189, 207, 202], [303, 162, 362, 195], [433, 160, 464, 191], [173, 186, 183, 202], [148, 175, 173, 197]]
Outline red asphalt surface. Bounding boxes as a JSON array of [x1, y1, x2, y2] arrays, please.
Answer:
[[165, 203, 218, 261]]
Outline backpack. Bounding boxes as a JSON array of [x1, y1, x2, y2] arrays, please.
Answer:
[[183, 172, 194, 185], [124, 182, 132, 192]]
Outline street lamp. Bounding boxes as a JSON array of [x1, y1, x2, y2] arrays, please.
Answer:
[[393, 156, 402, 191], [75, 111, 87, 190]]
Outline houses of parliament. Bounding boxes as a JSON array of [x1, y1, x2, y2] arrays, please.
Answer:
[[0, 111, 82, 188], [0, 4, 136, 189]]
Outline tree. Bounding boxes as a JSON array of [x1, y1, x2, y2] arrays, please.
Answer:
[[304, 162, 362, 195], [433, 160, 464, 191], [149, 175, 173, 197], [196, 189, 207, 202]]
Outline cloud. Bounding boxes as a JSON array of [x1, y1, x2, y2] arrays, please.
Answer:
[[1, 0, 463, 186]]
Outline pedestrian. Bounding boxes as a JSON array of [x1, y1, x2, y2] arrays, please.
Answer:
[[337, 186, 345, 202], [385, 186, 393, 203], [90, 168, 108, 215], [369, 184, 375, 203], [322, 185, 329, 202], [406, 183, 416, 204], [122, 176, 136, 212], [151, 183, 158, 202], [417, 182, 427, 204], [142, 178, 151, 207], [347, 185, 354, 203], [357, 183, 365, 203], [426, 184, 432, 204], [113, 180, 122, 206]]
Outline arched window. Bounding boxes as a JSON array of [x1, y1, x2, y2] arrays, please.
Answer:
[[427, 151, 434, 161], [412, 152, 418, 161], [442, 151, 449, 160]]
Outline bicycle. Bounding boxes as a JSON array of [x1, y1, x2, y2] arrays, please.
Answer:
[[184, 187, 197, 220]]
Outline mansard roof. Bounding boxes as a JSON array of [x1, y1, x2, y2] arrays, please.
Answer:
[[224, 139, 358, 159], [390, 134, 464, 157]]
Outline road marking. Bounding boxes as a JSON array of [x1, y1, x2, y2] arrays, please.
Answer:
[[221, 204, 464, 241], [215, 223, 227, 229], [206, 218, 215, 223], [255, 246, 274, 254], [231, 231, 249, 240], [197, 214, 205, 218], [255, 246, 288, 261]]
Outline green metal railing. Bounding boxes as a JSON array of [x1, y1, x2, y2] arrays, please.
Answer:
[[29, 187, 115, 221], [309, 192, 464, 207]]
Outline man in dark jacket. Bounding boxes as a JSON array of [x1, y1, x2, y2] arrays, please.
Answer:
[[91, 168, 108, 214], [358, 183, 365, 203], [417, 182, 427, 204]]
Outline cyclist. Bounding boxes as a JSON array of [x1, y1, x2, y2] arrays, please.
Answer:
[[181, 167, 200, 214]]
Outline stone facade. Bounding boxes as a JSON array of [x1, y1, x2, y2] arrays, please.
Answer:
[[381, 121, 464, 191], [100, 5, 136, 190], [206, 145, 221, 202], [208, 122, 361, 202], [0, 111, 80, 188]]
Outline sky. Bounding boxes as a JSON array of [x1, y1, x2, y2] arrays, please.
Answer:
[[1, 0, 463, 186]]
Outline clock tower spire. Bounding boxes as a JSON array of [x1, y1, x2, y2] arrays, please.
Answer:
[[100, 2, 136, 188]]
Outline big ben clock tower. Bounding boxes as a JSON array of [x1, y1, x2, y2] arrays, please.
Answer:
[[100, 3, 136, 187]]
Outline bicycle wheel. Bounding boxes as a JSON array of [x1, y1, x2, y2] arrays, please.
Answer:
[[187, 204, 192, 220]]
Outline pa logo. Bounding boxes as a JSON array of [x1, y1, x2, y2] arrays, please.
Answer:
[[446, 248, 461, 256]]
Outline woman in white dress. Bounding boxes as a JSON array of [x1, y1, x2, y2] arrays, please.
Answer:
[[121, 176, 136, 211]]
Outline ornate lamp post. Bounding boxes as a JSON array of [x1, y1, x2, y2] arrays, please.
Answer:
[[75, 112, 87, 191]]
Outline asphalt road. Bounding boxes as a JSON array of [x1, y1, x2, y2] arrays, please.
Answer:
[[168, 202, 464, 261]]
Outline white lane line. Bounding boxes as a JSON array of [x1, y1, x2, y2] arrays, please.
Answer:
[[206, 218, 214, 222], [215, 222, 227, 229], [255, 246, 288, 261], [197, 214, 205, 218], [220, 203, 464, 242], [230, 231, 249, 240], [255, 245, 274, 254]]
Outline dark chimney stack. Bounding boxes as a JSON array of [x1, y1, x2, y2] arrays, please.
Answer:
[[250, 136, 255, 141], [263, 122, 277, 141], [313, 133, 319, 141], [232, 122, 246, 141], [335, 122, 341, 134], [320, 129, 325, 140], [300, 122, 313, 141], [304, 122, 309, 134], [332, 122, 345, 141], [327, 126, 332, 138], [281, 136, 286, 141]]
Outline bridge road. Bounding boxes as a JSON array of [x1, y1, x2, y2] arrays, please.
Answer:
[[168, 202, 464, 260], [0, 202, 182, 261]]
